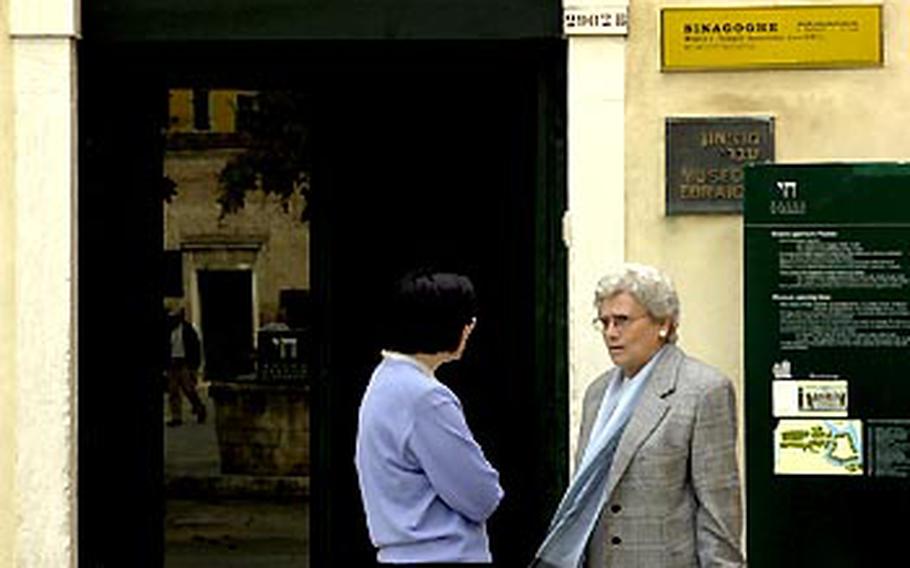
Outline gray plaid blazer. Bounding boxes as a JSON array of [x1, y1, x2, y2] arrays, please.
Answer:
[[576, 344, 746, 568]]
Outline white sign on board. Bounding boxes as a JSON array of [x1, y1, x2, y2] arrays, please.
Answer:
[[563, 6, 629, 36]]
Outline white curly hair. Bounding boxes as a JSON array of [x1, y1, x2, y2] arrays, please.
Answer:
[[593, 263, 681, 343]]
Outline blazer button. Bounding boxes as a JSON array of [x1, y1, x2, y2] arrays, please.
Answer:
[[611, 536, 622, 546], [610, 504, 622, 514]]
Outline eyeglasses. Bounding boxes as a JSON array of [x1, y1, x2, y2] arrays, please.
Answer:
[[592, 313, 648, 333]]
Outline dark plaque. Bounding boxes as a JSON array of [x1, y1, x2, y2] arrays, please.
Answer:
[[666, 116, 774, 214], [257, 328, 311, 383]]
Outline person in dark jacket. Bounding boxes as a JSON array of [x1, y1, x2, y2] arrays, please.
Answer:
[[165, 299, 206, 427]]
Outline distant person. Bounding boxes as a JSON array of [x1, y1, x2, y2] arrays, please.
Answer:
[[165, 299, 206, 427], [532, 263, 745, 567], [355, 271, 504, 565], [260, 305, 291, 332]]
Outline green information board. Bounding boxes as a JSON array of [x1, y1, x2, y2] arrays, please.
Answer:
[[745, 163, 910, 567]]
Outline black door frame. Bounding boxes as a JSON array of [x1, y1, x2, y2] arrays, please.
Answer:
[[78, 38, 567, 566]]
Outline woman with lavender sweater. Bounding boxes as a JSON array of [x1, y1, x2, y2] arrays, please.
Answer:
[[355, 271, 504, 565]]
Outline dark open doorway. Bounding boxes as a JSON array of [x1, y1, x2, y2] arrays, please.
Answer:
[[197, 270, 254, 381], [78, 40, 566, 566]]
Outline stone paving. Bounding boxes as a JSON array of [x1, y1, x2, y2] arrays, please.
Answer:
[[164, 393, 310, 567]]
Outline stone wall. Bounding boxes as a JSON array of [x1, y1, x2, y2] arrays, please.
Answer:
[[164, 145, 310, 329]]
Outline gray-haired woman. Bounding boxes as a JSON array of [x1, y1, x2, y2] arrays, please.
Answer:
[[533, 263, 745, 568]]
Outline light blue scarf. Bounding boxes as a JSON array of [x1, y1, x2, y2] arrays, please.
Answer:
[[532, 350, 662, 568]]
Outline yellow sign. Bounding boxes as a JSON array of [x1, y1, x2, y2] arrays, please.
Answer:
[[661, 5, 882, 71]]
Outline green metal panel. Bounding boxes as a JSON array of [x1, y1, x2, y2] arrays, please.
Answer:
[[83, 0, 561, 41], [744, 163, 910, 567]]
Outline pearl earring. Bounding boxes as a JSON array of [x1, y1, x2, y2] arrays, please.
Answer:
[[659, 329, 667, 338]]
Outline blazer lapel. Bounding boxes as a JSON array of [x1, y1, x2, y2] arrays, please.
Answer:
[[604, 345, 684, 496]]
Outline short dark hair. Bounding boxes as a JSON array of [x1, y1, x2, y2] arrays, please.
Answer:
[[385, 271, 477, 354]]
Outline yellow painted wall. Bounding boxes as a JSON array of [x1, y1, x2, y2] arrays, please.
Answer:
[[0, 0, 17, 563], [168, 89, 193, 130], [168, 88, 257, 133], [625, 0, 910, 407]]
